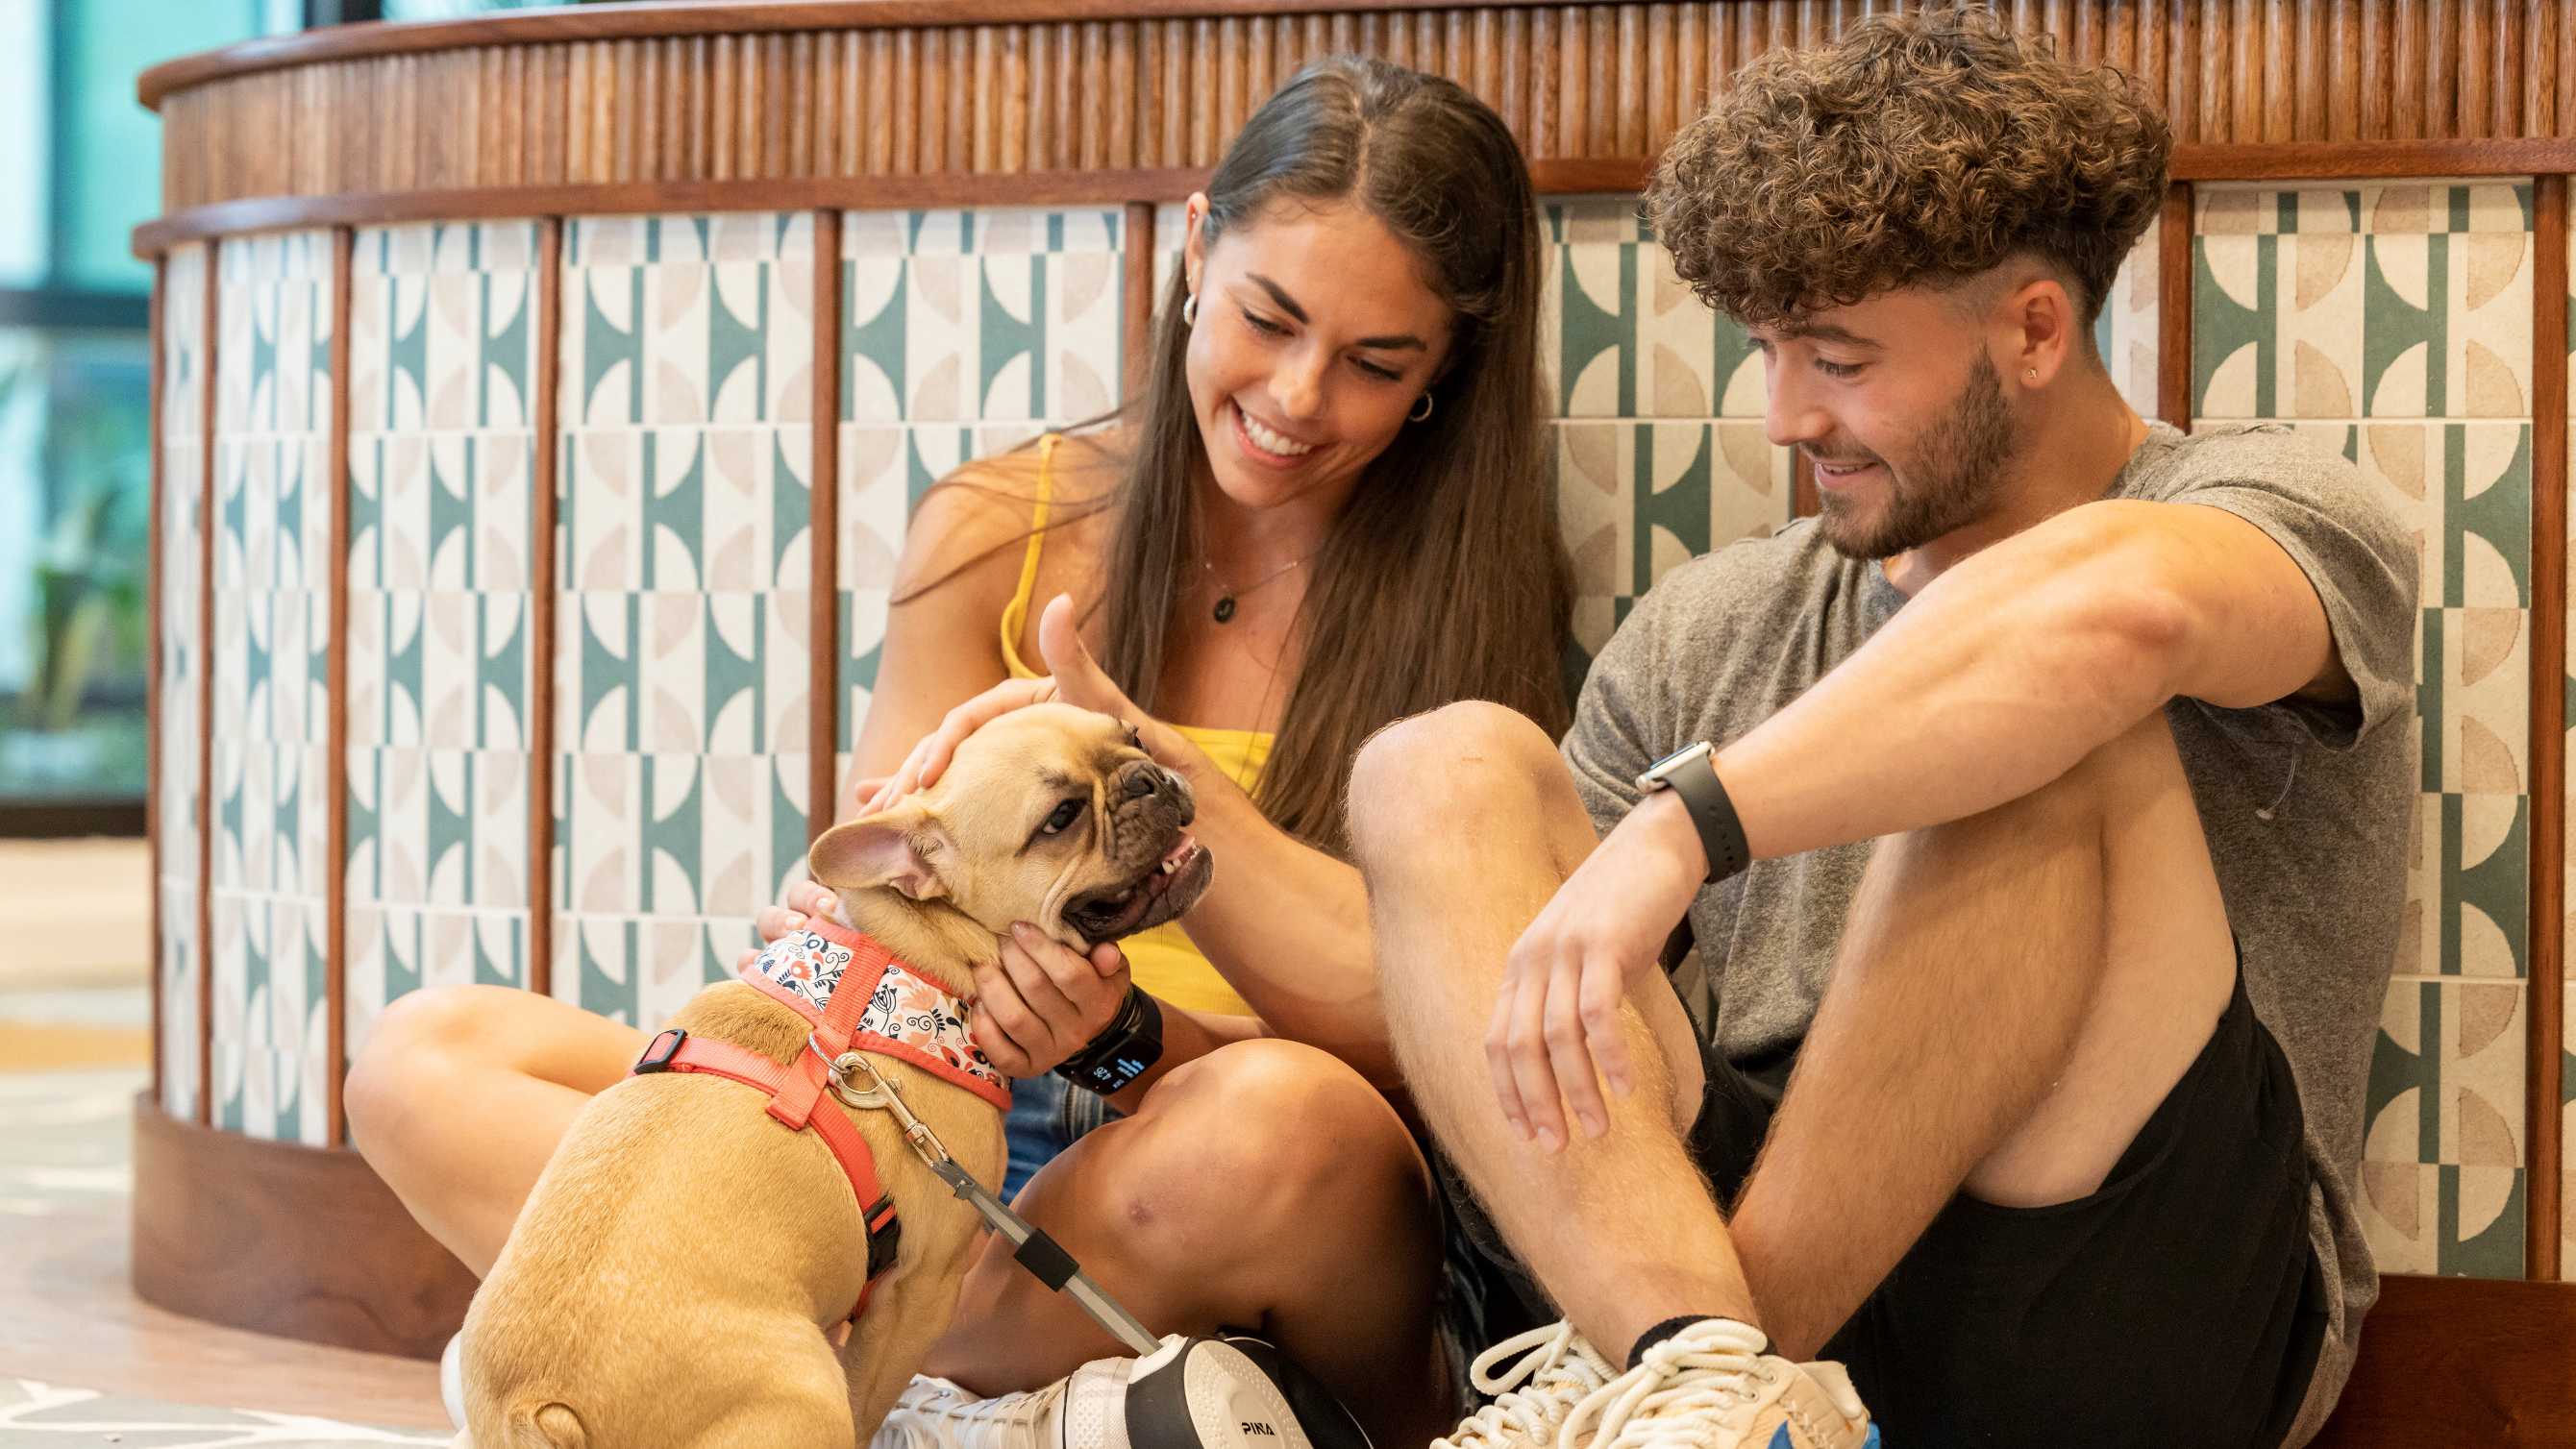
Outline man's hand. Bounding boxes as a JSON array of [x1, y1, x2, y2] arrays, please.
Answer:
[[971, 923, 1134, 1077], [1489, 790, 1706, 1148]]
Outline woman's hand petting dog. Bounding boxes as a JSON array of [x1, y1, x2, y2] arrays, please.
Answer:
[[747, 793, 1136, 1077], [865, 593, 1214, 812]]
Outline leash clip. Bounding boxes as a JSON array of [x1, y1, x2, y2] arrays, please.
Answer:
[[816, 1041, 954, 1169]]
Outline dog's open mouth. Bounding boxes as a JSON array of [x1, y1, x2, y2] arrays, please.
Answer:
[[1064, 835, 1214, 946]]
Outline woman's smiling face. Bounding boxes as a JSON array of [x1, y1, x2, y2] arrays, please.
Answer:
[[1180, 194, 1458, 514]]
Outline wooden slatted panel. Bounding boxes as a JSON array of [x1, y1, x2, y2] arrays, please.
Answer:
[[144, 2, 2576, 215]]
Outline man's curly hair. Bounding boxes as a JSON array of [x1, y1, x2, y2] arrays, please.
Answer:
[[1643, 6, 2171, 331]]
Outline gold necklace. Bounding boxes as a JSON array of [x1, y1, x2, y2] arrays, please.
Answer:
[[1202, 553, 1307, 624]]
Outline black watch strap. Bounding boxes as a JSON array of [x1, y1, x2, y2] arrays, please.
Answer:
[[1053, 986, 1164, 1094], [1666, 751, 1750, 884]]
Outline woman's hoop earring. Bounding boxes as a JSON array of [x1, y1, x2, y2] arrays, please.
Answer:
[[1181, 294, 1198, 328], [1409, 392, 1435, 423]]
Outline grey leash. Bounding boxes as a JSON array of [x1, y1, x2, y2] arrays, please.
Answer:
[[818, 1042, 1162, 1356]]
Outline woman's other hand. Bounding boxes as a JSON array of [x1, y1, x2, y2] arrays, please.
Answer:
[[734, 776, 885, 971], [864, 593, 1201, 813], [970, 924, 1134, 1077]]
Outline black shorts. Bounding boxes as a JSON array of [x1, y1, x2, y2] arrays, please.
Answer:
[[1432, 962, 2332, 1449]]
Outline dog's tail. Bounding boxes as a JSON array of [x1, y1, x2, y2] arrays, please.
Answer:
[[502, 1400, 587, 1449]]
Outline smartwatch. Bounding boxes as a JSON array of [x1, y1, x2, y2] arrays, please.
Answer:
[[1054, 986, 1165, 1094], [1635, 741, 1750, 884]]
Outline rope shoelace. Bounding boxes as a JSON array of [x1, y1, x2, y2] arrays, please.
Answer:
[[1435, 1322, 1617, 1449], [1556, 1323, 1775, 1449]]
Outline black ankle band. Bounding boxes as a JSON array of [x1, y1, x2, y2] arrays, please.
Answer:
[[1626, 1315, 1767, 1369]]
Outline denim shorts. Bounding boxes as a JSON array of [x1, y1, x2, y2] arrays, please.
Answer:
[[1002, 1072, 1121, 1200]]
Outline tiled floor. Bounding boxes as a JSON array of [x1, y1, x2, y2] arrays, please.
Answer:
[[0, 840, 446, 1444]]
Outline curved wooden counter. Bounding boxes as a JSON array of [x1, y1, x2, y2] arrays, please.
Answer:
[[135, 4, 2570, 1412]]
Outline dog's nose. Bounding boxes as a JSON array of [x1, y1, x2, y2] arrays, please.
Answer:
[[1123, 768, 1158, 800]]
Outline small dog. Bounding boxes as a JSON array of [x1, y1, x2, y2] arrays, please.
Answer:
[[453, 704, 1214, 1448]]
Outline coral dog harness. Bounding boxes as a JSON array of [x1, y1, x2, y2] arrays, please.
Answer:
[[628, 919, 1011, 1320]]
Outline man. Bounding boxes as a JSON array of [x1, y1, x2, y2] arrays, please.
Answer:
[[1350, 10, 2413, 1448]]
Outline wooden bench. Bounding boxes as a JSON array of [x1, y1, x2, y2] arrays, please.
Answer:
[[2309, 1275, 2576, 1447]]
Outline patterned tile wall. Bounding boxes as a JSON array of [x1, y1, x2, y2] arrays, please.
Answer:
[[343, 223, 542, 1082], [835, 209, 1129, 798], [2197, 181, 2539, 1279], [208, 231, 336, 1144], [156, 243, 208, 1122], [555, 214, 817, 1028]]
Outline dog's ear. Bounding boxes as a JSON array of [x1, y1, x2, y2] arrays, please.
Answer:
[[809, 801, 950, 902]]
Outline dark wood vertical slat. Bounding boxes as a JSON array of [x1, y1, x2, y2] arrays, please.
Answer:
[[1792, 453, 1818, 519], [2158, 181, 2193, 426], [324, 226, 353, 1145], [196, 243, 218, 1126], [1125, 201, 1158, 401], [2528, 171, 2567, 1283], [148, 256, 166, 1107], [528, 219, 563, 999], [811, 209, 843, 844]]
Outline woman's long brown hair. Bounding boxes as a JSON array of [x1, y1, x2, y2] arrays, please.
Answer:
[[1107, 58, 1569, 853], [912, 58, 1571, 853]]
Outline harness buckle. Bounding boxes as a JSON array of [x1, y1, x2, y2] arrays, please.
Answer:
[[633, 1027, 688, 1073]]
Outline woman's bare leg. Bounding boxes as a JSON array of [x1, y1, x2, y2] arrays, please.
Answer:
[[921, 1040, 1454, 1449], [346, 985, 649, 1277]]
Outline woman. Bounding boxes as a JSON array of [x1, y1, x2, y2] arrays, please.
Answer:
[[348, 57, 1567, 1446]]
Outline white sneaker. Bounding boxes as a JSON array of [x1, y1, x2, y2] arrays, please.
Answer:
[[438, 1330, 466, 1429], [873, 1358, 1134, 1449], [1433, 1321, 1619, 1449], [1556, 1318, 1874, 1449]]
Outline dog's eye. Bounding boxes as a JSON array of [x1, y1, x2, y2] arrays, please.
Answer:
[[1039, 798, 1085, 836], [1124, 725, 1143, 750]]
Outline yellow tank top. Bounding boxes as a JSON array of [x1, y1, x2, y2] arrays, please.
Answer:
[[999, 435, 1267, 1019]]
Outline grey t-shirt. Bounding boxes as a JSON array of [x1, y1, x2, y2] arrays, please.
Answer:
[[1560, 422, 2415, 1441]]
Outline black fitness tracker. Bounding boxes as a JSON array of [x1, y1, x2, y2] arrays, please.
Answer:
[[1054, 986, 1165, 1094], [1636, 741, 1750, 884]]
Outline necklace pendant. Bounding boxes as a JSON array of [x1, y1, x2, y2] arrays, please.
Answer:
[[1213, 596, 1237, 624]]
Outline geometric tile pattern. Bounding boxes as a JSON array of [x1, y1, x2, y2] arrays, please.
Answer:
[[2199, 181, 2539, 1278], [208, 230, 336, 1145], [554, 213, 817, 1028], [836, 208, 1129, 796], [156, 243, 208, 1124], [343, 223, 542, 1085]]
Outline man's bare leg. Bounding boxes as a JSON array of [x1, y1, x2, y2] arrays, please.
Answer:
[[1725, 707, 2234, 1359], [1350, 702, 2232, 1368]]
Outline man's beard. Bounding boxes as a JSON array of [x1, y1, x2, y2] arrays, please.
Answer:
[[1813, 356, 2018, 561]]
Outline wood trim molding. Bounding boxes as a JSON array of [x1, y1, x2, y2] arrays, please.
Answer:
[[128, 146, 2576, 260], [325, 226, 354, 1146], [2158, 182, 2194, 428], [810, 208, 843, 845], [195, 244, 219, 1127], [1123, 200, 1158, 400], [2175, 137, 2576, 181], [2530, 173, 2568, 1284], [528, 218, 564, 999], [129, 1090, 478, 1359], [133, 172, 1214, 258], [147, 256, 165, 1107]]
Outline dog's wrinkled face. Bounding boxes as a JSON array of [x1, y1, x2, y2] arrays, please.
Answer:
[[807, 703, 1215, 949]]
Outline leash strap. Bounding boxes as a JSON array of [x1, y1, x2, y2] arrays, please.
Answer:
[[823, 1050, 1161, 1356]]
